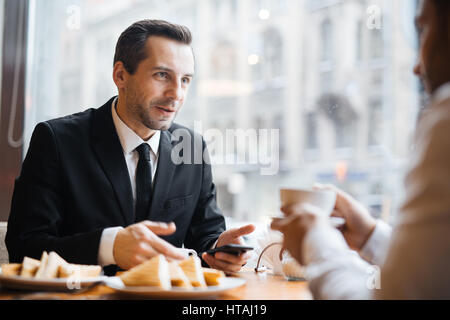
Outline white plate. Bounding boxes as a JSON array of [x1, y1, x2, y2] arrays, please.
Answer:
[[104, 276, 246, 299], [0, 267, 107, 292]]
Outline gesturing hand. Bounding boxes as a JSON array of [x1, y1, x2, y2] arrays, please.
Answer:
[[314, 183, 377, 251], [202, 224, 255, 274], [113, 221, 186, 270]]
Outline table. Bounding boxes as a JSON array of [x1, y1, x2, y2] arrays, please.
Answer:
[[0, 269, 312, 300]]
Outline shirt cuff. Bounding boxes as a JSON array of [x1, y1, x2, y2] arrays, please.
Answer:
[[359, 220, 392, 266], [211, 239, 218, 250], [97, 227, 123, 267], [302, 222, 350, 266]]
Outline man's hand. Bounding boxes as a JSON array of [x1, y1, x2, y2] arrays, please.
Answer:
[[202, 224, 255, 274], [271, 203, 325, 265], [113, 221, 186, 270], [314, 183, 377, 251]]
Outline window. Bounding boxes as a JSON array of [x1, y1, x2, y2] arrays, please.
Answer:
[[321, 18, 332, 62], [318, 93, 358, 149], [211, 40, 237, 80], [369, 26, 384, 60], [19, 0, 421, 225], [251, 27, 284, 88], [356, 20, 364, 61], [305, 112, 318, 150], [368, 97, 384, 146]]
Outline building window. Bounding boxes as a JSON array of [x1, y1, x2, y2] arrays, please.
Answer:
[[368, 98, 383, 146], [368, 17, 384, 59], [306, 112, 318, 150], [356, 19, 364, 61], [321, 18, 332, 62], [318, 93, 358, 149], [263, 27, 284, 83]]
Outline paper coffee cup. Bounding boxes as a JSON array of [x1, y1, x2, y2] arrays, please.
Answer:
[[280, 188, 337, 216]]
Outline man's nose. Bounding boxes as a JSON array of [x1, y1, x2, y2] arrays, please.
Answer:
[[165, 78, 184, 101], [413, 60, 422, 77]]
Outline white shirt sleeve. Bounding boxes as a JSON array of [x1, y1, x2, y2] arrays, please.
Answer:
[[302, 224, 375, 300], [375, 98, 450, 299], [301, 88, 450, 300], [358, 220, 392, 266], [97, 227, 123, 266]]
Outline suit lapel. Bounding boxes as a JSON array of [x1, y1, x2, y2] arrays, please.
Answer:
[[91, 97, 134, 225], [148, 130, 176, 221]]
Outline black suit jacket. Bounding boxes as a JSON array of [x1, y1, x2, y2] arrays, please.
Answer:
[[6, 97, 226, 273]]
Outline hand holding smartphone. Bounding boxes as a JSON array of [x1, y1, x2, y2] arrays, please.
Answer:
[[206, 244, 254, 256]]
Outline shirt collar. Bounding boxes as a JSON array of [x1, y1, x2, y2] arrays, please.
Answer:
[[111, 97, 161, 156]]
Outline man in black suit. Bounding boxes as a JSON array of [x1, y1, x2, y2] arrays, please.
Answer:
[[6, 20, 255, 275]]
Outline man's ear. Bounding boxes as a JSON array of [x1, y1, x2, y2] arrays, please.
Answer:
[[112, 61, 129, 90]]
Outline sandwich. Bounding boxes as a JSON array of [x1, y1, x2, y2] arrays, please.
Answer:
[[169, 261, 192, 289], [178, 255, 206, 288], [202, 267, 225, 286], [35, 251, 68, 279], [20, 257, 41, 277], [33, 251, 49, 278], [1, 263, 21, 276], [0, 251, 102, 280], [59, 264, 102, 278], [119, 254, 171, 289]]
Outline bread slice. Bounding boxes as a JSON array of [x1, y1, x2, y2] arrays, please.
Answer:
[[169, 261, 192, 289], [59, 264, 102, 278], [178, 255, 206, 288], [20, 257, 41, 277], [119, 254, 171, 289], [35, 251, 68, 279], [1, 263, 22, 276], [202, 267, 225, 286], [34, 251, 49, 278]]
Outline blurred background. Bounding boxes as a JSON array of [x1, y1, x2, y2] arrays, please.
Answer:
[[0, 0, 423, 235]]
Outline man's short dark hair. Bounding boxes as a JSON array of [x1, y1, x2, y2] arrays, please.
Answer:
[[432, 0, 450, 33], [113, 19, 192, 74]]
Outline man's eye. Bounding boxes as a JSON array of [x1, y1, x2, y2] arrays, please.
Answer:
[[182, 77, 191, 84], [155, 72, 168, 79]]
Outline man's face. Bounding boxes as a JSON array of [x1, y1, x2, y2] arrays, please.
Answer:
[[414, 0, 450, 94], [123, 36, 195, 131]]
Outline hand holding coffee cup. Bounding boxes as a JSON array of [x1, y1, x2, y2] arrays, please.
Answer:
[[280, 188, 335, 214], [271, 201, 328, 265], [278, 188, 344, 227], [271, 188, 340, 265], [311, 183, 377, 251]]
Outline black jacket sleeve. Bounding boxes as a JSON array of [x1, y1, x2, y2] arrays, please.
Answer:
[[5, 122, 103, 264], [184, 138, 226, 254]]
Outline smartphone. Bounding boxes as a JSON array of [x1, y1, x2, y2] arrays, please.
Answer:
[[206, 244, 254, 256]]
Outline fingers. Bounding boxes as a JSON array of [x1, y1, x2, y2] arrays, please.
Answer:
[[214, 251, 252, 265], [280, 203, 324, 217], [228, 224, 256, 239], [134, 222, 186, 260], [146, 233, 186, 260], [313, 183, 355, 211], [271, 214, 298, 231], [202, 253, 243, 274], [142, 221, 176, 235], [280, 203, 304, 216], [330, 209, 344, 218]]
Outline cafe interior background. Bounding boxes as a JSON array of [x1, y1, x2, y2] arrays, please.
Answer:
[[0, 0, 422, 267]]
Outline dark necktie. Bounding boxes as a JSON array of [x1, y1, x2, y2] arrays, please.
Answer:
[[135, 143, 152, 222]]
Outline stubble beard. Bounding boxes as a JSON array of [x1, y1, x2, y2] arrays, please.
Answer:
[[126, 87, 179, 131]]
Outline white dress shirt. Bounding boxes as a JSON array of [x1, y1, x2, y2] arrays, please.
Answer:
[[97, 97, 160, 266], [302, 82, 450, 299]]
